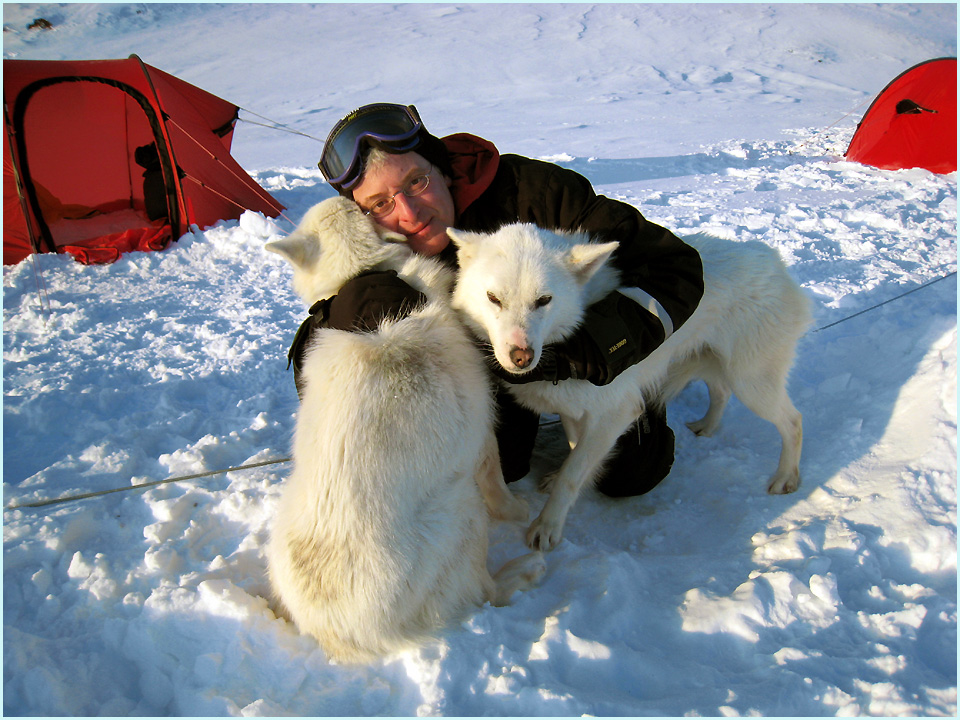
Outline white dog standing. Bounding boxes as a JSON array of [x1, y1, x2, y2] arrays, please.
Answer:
[[449, 223, 813, 552], [264, 197, 543, 662]]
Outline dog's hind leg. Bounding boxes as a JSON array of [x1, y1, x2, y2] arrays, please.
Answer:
[[764, 396, 803, 495], [667, 349, 731, 437], [686, 378, 731, 437], [475, 433, 529, 522], [490, 552, 546, 606], [730, 374, 803, 495]]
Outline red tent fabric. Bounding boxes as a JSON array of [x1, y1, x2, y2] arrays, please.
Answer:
[[4, 55, 284, 265], [845, 57, 957, 174]]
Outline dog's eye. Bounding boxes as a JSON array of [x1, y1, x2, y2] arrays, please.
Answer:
[[486, 291, 502, 308], [534, 295, 552, 309]]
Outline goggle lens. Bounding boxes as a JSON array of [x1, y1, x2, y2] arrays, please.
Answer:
[[319, 104, 423, 188]]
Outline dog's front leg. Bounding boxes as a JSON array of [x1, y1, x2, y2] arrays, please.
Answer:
[[536, 413, 581, 493], [526, 409, 633, 551], [475, 433, 529, 522]]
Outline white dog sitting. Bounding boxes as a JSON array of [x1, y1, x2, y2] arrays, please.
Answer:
[[263, 197, 544, 663]]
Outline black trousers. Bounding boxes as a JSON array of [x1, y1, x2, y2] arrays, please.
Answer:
[[495, 386, 674, 497]]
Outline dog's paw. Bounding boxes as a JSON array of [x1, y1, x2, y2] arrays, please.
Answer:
[[496, 551, 546, 584], [767, 470, 800, 495], [525, 514, 563, 552], [491, 551, 547, 605], [686, 418, 717, 437], [516, 551, 547, 588]]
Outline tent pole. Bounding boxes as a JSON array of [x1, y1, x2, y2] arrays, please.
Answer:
[[129, 54, 191, 232], [3, 103, 48, 255]]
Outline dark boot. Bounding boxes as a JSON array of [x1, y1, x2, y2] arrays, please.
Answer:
[[495, 387, 540, 483], [594, 405, 675, 497]]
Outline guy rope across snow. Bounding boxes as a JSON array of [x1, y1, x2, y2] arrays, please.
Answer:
[[3, 413, 564, 512], [3, 457, 291, 512], [809, 271, 956, 334]]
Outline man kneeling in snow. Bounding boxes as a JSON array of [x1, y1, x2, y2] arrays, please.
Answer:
[[288, 102, 704, 498]]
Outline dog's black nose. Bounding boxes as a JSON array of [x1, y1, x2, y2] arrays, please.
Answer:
[[509, 346, 534, 369]]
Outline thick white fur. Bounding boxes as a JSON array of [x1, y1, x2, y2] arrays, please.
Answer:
[[264, 197, 543, 662], [450, 223, 813, 552]]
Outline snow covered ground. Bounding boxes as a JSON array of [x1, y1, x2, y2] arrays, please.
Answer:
[[3, 3, 957, 716]]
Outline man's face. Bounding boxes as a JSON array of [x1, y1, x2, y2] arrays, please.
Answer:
[[351, 151, 456, 257]]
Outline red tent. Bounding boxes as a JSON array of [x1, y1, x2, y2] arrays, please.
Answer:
[[845, 57, 957, 174], [4, 56, 284, 265]]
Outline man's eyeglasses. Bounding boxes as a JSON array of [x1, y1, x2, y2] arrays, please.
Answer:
[[361, 169, 432, 218]]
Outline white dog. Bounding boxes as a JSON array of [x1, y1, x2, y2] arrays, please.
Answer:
[[264, 197, 544, 662], [449, 223, 813, 552]]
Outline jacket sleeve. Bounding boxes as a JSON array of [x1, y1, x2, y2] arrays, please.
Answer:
[[286, 270, 427, 400], [322, 270, 427, 332]]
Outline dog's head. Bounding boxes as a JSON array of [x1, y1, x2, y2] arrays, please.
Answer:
[[265, 196, 410, 305], [449, 223, 618, 376]]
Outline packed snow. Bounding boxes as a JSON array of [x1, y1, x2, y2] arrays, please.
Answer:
[[3, 3, 957, 716]]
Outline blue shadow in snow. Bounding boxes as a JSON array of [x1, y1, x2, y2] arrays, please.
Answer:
[[551, 150, 809, 186]]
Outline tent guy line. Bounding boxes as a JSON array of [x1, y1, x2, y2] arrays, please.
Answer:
[[236, 107, 327, 145], [810, 270, 957, 333], [4, 418, 565, 512], [3, 457, 293, 512]]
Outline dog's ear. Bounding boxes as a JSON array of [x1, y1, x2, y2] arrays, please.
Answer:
[[565, 241, 619, 284], [447, 228, 484, 262], [265, 234, 319, 270], [448, 227, 493, 246]]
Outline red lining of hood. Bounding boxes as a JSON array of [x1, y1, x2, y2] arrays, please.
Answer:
[[442, 133, 500, 217]]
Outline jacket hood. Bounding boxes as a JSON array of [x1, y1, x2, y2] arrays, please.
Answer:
[[441, 133, 500, 218]]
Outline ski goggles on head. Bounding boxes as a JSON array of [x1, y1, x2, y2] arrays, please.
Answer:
[[319, 103, 424, 191]]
